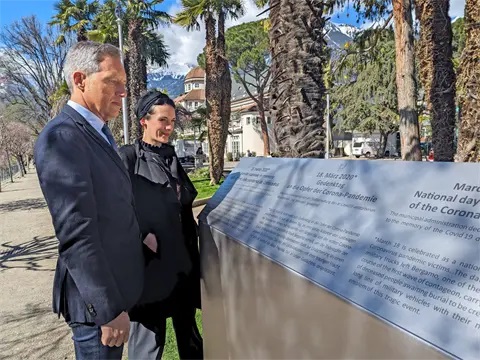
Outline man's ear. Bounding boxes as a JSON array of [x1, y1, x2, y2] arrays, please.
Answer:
[[72, 71, 86, 91], [139, 118, 146, 127]]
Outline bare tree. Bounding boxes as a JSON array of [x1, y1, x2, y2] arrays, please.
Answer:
[[0, 16, 72, 134], [0, 112, 33, 185]]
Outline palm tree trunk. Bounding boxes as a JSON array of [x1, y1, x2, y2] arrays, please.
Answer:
[[393, 0, 422, 161], [416, 0, 456, 162], [204, 13, 223, 184], [455, 0, 480, 162], [127, 19, 144, 143], [257, 95, 270, 156], [270, 0, 326, 158]]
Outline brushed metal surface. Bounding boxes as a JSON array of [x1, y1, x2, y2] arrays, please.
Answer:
[[199, 222, 447, 360]]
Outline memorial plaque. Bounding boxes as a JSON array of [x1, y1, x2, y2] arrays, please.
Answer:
[[199, 158, 480, 359]]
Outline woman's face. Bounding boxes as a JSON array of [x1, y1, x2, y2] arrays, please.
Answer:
[[141, 104, 176, 144]]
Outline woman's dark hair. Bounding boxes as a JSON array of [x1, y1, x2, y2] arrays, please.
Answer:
[[135, 90, 175, 121]]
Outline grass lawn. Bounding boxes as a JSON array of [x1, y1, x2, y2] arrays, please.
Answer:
[[163, 311, 203, 359], [191, 178, 222, 199], [189, 168, 223, 199]]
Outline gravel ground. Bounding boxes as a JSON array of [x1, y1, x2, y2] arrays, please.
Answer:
[[0, 170, 206, 360]]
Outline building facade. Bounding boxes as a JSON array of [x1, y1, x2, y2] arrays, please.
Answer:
[[174, 67, 276, 159], [175, 67, 206, 112]]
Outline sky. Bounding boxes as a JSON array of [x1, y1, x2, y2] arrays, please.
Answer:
[[0, 0, 466, 74]]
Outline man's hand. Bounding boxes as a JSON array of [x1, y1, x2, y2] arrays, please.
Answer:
[[100, 311, 130, 347], [143, 233, 158, 253]]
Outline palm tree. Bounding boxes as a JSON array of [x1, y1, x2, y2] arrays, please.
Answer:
[[49, 0, 100, 43], [175, 0, 244, 185], [415, 0, 456, 162], [257, 0, 328, 158], [122, 0, 170, 142], [455, 0, 479, 162]]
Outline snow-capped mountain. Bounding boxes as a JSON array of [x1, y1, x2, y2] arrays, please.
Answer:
[[336, 23, 361, 38], [324, 22, 357, 49], [147, 62, 199, 98], [147, 73, 186, 98]]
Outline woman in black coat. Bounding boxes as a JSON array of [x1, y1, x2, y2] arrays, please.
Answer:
[[118, 91, 202, 360]]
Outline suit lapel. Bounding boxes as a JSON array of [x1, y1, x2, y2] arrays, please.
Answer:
[[62, 105, 130, 181]]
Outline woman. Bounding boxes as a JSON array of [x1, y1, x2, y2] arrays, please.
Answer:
[[118, 90, 203, 360]]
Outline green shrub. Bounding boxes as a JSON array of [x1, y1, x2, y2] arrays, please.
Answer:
[[188, 167, 210, 180]]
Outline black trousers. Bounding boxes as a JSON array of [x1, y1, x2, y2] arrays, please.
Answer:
[[128, 306, 203, 360]]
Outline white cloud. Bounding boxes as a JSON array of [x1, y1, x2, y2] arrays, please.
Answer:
[[159, 0, 267, 74]]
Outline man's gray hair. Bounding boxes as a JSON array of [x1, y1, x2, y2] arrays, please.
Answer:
[[64, 41, 122, 92]]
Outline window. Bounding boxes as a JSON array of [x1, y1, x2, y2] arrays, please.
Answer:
[[187, 84, 191, 91], [195, 83, 199, 88], [246, 116, 251, 125], [267, 117, 272, 124], [195, 101, 199, 108]]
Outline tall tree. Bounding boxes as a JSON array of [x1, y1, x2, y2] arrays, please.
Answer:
[[123, 0, 170, 142], [329, 0, 421, 160], [392, 0, 421, 160], [0, 16, 71, 134], [49, 0, 100, 42], [333, 29, 399, 155], [226, 20, 271, 156], [452, 17, 466, 67], [262, 0, 328, 158], [455, 0, 479, 162], [415, 0, 456, 162], [175, 0, 244, 184]]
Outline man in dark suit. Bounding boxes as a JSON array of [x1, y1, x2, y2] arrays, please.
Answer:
[[34, 41, 144, 359]]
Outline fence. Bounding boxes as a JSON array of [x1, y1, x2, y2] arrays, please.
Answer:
[[0, 163, 21, 184]]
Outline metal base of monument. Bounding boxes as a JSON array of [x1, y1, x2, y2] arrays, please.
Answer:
[[198, 158, 480, 360], [199, 222, 446, 359]]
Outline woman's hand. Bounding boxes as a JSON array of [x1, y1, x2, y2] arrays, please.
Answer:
[[143, 233, 158, 253]]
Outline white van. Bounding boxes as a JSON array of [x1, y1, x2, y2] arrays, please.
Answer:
[[352, 141, 377, 158]]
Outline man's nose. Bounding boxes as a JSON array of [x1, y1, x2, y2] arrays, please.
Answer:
[[118, 84, 127, 97]]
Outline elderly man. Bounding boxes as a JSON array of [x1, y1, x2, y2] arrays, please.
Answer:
[[34, 41, 144, 360]]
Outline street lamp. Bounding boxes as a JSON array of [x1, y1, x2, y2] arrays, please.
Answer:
[[115, 0, 129, 145]]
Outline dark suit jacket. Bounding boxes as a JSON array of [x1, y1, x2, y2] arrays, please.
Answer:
[[119, 141, 201, 317], [34, 105, 144, 326]]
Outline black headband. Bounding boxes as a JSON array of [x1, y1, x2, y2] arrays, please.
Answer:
[[135, 90, 175, 120]]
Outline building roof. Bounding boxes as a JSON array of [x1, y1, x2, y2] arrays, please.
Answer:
[[184, 89, 205, 101], [185, 66, 205, 81], [174, 93, 187, 103], [174, 89, 206, 103], [232, 103, 257, 113]]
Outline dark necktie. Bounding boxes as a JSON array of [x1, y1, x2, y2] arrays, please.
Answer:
[[101, 124, 118, 152]]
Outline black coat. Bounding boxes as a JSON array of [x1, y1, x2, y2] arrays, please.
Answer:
[[35, 105, 144, 326], [118, 141, 201, 316]]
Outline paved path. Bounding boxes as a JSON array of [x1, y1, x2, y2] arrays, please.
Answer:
[[0, 170, 206, 360], [0, 170, 72, 360]]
